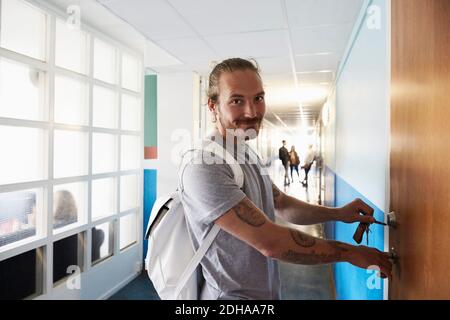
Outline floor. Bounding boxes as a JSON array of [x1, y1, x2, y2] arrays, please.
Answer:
[[274, 164, 335, 300], [110, 163, 335, 300]]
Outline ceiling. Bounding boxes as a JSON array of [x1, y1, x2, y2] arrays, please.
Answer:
[[96, 0, 364, 129]]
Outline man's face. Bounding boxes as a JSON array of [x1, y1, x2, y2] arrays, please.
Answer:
[[209, 70, 265, 139]]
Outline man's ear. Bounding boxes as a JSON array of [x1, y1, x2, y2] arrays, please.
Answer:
[[207, 98, 216, 113]]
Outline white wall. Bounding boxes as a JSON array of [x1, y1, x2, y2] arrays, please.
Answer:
[[334, 0, 389, 211], [35, 246, 141, 300], [157, 72, 199, 197]]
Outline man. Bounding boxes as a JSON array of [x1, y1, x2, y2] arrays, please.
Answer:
[[278, 140, 290, 186], [180, 58, 391, 300], [302, 144, 315, 187]]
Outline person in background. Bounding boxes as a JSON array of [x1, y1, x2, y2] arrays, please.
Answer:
[[289, 146, 300, 182], [53, 190, 78, 228], [301, 144, 316, 187], [278, 140, 290, 186]]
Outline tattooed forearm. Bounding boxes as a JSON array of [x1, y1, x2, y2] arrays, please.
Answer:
[[272, 184, 281, 198], [289, 229, 316, 248], [281, 240, 350, 265], [233, 199, 266, 227], [281, 250, 344, 265], [272, 184, 282, 208]]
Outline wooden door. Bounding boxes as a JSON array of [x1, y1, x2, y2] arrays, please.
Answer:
[[390, 0, 450, 299]]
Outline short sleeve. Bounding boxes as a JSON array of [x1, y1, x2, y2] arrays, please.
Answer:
[[180, 156, 246, 226]]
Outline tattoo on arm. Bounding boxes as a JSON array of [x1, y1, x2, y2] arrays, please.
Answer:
[[289, 229, 316, 248], [281, 240, 349, 265], [272, 184, 282, 208], [233, 199, 266, 227], [281, 250, 342, 264], [272, 184, 281, 198]]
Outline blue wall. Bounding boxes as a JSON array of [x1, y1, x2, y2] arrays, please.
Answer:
[[143, 169, 157, 258], [333, 173, 385, 300]]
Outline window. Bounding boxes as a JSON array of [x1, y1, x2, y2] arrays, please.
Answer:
[[92, 133, 117, 174], [55, 19, 88, 74], [121, 94, 141, 131], [91, 177, 116, 220], [120, 174, 139, 212], [93, 38, 116, 84], [0, 189, 42, 248], [93, 85, 118, 129], [53, 182, 87, 231], [0, 247, 43, 299], [53, 130, 89, 179], [121, 53, 141, 92], [0, 0, 47, 60], [0, 58, 46, 121], [121, 135, 141, 171], [53, 233, 83, 284], [92, 221, 113, 265], [120, 212, 137, 250], [54, 74, 89, 125], [0, 0, 142, 299], [0, 126, 47, 185]]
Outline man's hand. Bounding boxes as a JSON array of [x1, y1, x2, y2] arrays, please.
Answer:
[[349, 245, 393, 279], [337, 198, 376, 224]]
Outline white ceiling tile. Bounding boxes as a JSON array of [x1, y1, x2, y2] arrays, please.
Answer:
[[257, 56, 292, 75], [156, 37, 216, 66], [295, 53, 340, 72], [262, 73, 294, 88], [167, 0, 285, 36], [291, 23, 354, 55], [285, 0, 364, 28], [205, 30, 289, 59], [297, 71, 334, 84], [98, 0, 197, 40]]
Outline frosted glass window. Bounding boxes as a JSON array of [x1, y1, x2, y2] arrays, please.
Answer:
[[54, 75, 88, 125], [91, 178, 116, 220], [55, 19, 88, 74], [120, 174, 138, 212], [0, 59, 46, 121], [54, 130, 88, 179], [121, 94, 141, 131], [92, 133, 117, 174], [0, 0, 47, 60], [92, 221, 113, 264], [121, 135, 140, 171], [93, 85, 118, 129], [121, 53, 141, 92], [93, 38, 116, 84], [120, 213, 137, 250], [53, 182, 87, 231], [0, 189, 42, 248], [0, 126, 46, 185]]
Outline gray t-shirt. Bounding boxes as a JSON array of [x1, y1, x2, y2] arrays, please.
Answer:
[[179, 137, 281, 300]]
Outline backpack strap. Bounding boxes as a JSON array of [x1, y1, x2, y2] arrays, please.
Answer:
[[178, 140, 244, 191], [173, 140, 244, 299]]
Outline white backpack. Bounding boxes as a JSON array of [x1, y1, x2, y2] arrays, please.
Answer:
[[144, 141, 244, 300]]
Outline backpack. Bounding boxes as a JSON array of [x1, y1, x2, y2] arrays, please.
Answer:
[[144, 140, 244, 300]]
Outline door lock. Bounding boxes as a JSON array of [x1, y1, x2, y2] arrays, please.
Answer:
[[387, 211, 397, 228], [388, 247, 399, 267]]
